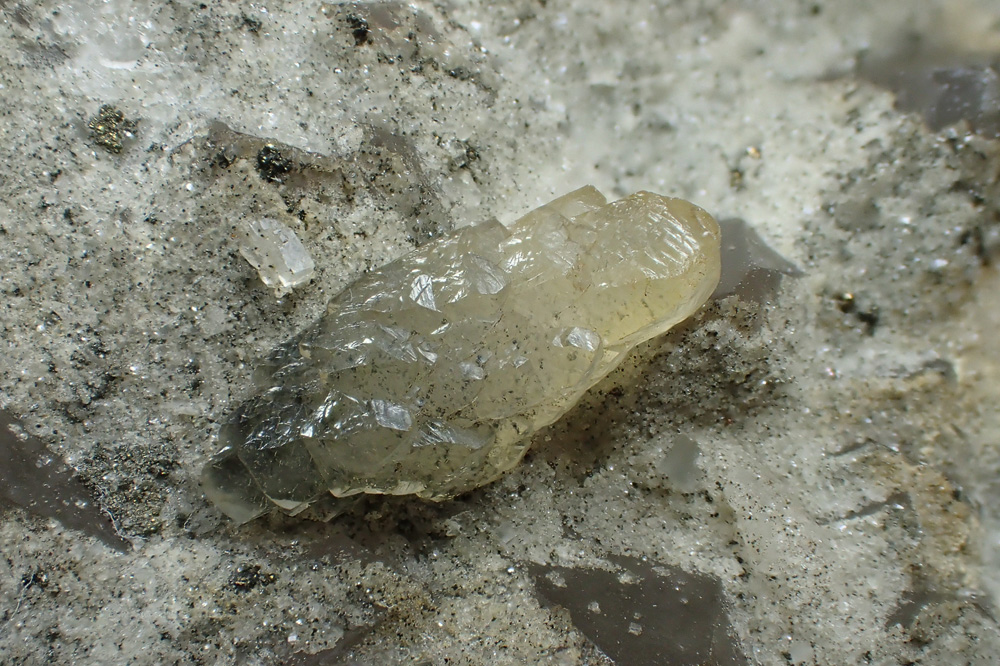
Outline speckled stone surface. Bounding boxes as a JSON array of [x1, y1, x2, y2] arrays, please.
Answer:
[[1, 1, 999, 665]]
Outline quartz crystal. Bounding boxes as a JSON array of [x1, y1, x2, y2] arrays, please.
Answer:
[[236, 217, 316, 296], [203, 187, 721, 522]]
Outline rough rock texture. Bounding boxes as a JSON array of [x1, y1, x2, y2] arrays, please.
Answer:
[[204, 187, 720, 522], [1, 1, 999, 665]]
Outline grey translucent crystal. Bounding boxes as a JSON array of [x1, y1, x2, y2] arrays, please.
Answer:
[[202, 187, 721, 522]]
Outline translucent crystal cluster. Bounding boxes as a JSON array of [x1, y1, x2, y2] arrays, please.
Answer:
[[203, 187, 721, 522], [236, 217, 316, 296]]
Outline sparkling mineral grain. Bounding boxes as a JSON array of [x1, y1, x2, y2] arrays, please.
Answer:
[[203, 187, 721, 522], [236, 217, 316, 297]]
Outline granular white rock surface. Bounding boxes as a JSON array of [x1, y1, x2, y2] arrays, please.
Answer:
[[1, 1, 999, 665]]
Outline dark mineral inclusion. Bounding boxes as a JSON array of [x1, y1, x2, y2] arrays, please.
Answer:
[[203, 187, 721, 522]]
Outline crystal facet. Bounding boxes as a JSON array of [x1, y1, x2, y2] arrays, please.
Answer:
[[203, 187, 721, 521], [237, 217, 315, 296]]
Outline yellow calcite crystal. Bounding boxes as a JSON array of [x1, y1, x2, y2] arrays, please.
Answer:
[[203, 187, 721, 522]]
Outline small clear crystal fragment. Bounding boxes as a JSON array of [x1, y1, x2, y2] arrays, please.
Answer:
[[236, 217, 315, 296], [204, 187, 721, 522]]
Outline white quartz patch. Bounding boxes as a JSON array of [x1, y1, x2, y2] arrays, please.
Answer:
[[235, 218, 315, 296]]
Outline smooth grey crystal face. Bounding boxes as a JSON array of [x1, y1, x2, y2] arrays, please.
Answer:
[[203, 186, 721, 522]]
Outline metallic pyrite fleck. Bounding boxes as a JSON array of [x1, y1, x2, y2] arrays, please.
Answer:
[[203, 187, 721, 522]]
